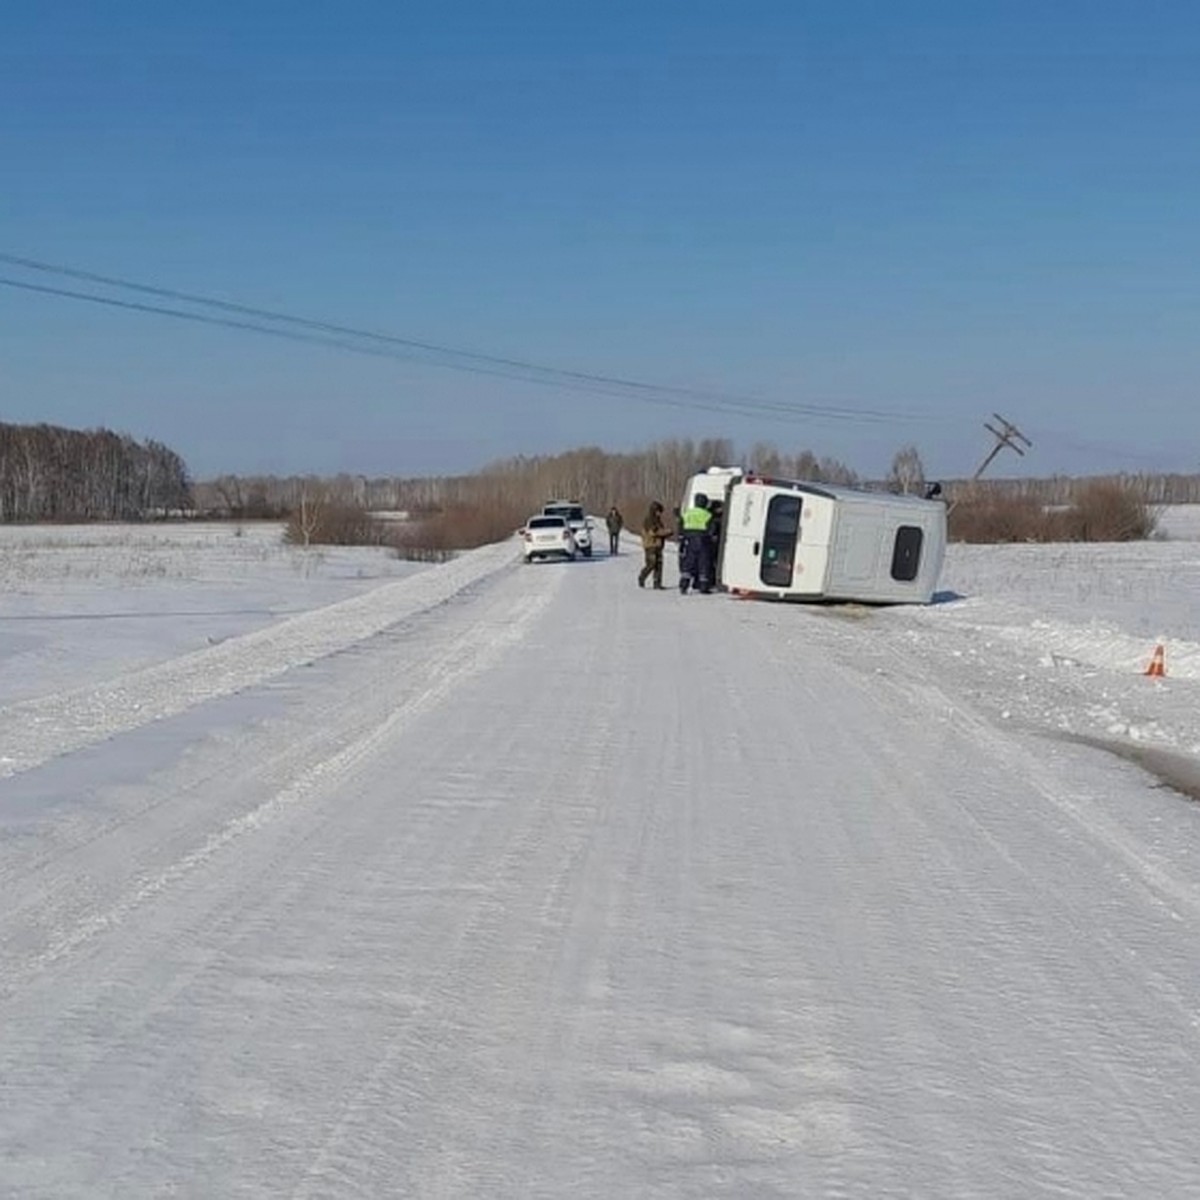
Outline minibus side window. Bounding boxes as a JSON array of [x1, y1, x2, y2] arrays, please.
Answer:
[[760, 495, 802, 587], [891, 525, 923, 581]]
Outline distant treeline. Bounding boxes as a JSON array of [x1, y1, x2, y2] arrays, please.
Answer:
[[193, 439, 863, 520], [193, 440, 1200, 523], [8, 421, 1199, 529], [0, 422, 192, 522]]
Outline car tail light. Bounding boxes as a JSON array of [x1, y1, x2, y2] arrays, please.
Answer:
[[562, 530, 571, 540]]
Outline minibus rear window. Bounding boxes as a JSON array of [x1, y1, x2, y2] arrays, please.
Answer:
[[891, 525, 923, 581], [760, 495, 802, 587]]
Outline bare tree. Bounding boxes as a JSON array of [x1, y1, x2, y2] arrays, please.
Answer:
[[292, 479, 329, 548], [887, 445, 926, 495], [212, 474, 245, 517], [747, 441, 782, 476]]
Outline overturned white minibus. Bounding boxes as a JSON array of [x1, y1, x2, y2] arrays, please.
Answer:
[[718, 475, 946, 604]]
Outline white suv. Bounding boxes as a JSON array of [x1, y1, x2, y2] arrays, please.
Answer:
[[522, 514, 578, 562], [542, 501, 593, 557]]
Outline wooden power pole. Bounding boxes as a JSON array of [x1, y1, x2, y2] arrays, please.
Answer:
[[972, 414, 1032, 480]]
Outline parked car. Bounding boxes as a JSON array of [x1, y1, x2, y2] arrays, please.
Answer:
[[542, 501, 593, 557], [521, 514, 578, 562]]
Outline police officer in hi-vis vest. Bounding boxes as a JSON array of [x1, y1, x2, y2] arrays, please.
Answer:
[[678, 494, 714, 594]]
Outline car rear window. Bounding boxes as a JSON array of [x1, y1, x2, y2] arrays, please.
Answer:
[[529, 516, 566, 528], [545, 505, 584, 522]]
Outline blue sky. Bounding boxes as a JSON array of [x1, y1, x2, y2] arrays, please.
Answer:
[[3, 0, 1199, 480]]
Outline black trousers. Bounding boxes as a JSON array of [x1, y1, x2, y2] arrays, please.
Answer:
[[680, 534, 714, 591]]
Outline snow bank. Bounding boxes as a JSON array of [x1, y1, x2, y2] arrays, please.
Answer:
[[0, 532, 518, 777]]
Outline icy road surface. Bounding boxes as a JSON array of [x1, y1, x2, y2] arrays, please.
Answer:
[[3, 538, 1200, 1197]]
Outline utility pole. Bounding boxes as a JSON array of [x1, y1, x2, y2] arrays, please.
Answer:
[[972, 414, 1032, 480]]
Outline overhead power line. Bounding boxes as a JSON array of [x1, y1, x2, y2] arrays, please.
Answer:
[[0, 275, 841, 427], [0, 251, 935, 429]]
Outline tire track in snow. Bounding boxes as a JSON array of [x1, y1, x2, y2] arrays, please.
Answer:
[[285, 598, 619, 1197], [0, 539, 518, 779], [776, 605, 1200, 928], [881, 663, 1200, 927], [839, 630, 1200, 1045]]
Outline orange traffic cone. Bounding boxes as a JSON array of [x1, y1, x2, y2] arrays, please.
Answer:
[[1145, 644, 1166, 678]]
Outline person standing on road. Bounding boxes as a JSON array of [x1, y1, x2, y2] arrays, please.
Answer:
[[678, 494, 714, 595], [605, 505, 624, 555], [637, 501, 670, 589], [702, 498, 724, 592]]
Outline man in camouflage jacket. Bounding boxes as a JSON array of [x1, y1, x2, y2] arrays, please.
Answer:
[[637, 502, 670, 589]]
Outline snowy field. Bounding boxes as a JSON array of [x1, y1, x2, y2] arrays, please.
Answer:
[[0, 522, 428, 707], [2, 512, 1200, 1196]]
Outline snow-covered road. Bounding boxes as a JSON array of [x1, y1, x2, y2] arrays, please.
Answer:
[[3, 536, 1200, 1197]]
